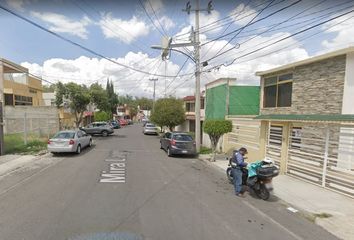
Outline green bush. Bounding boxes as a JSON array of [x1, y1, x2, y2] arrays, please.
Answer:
[[94, 111, 112, 122], [4, 134, 47, 154], [203, 120, 232, 161]]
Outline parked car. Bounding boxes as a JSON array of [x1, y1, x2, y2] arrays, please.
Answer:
[[143, 123, 159, 135], [48, 130, 92, 154], [119, 119, 128, 126], [80, 122, 114, 137], [127, 119, 133, 125], [160, 132, 196, 157], [109, 120, 121, 129]]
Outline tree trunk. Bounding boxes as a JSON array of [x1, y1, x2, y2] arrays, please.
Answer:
[[209, 135, 220, 162]]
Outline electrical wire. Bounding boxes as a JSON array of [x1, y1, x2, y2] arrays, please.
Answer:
[[138, 0, 166, 37], [0, 4, 180, 78], [209, 0, 277, 62], [146, 0, 168, 36], [203, 8, 354, 72], [201, 0, 302, 46]]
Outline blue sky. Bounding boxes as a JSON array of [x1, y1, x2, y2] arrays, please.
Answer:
[[0, 0, 354, 97]]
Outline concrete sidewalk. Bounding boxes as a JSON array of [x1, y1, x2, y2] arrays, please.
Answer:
[[0, 155, 38, 177], [200, 155, 354, 240]]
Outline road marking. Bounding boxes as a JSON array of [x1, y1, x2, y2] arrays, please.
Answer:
[[242, 200, 304, 240], [99, 150, 127, 183]]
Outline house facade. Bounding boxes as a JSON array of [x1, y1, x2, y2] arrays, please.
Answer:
[[255, 47, 354, 197], [205, 78, 261, 159], [175, 94, 205, 143], [1, 58, 44, 107]]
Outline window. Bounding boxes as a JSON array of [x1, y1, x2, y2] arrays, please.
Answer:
[[173, 134, 193, 141], [165, 132, 171, 139], [186, 102, 195, 112], [4, 94, 14, 106], [14, 95, 33, 106], [263, 73, 293, 108], [29, 88, 37, 94]]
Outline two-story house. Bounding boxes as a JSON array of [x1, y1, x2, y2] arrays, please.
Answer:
[[255, 47, 354, 197]]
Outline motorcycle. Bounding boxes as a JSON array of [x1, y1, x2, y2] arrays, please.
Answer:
[[226, 156, 279, 200]]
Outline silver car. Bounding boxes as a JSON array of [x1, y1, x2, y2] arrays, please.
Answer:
[[143, 123, 159, 135], [48, 130, 92, 154]]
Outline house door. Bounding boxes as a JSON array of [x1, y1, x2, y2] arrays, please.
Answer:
[[266, 124, 284, 167]]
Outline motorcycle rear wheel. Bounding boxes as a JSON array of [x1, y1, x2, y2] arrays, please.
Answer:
[[258, 184, 270, 200]]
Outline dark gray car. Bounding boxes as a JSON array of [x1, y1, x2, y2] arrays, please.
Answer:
[[80, 122, 114, 137], [160, 132, 196, 157]]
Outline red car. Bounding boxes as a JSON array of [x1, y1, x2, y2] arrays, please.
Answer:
[[119, 119, 128, 126]]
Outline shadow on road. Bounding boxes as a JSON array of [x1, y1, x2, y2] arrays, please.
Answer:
[[50, 145, 95, 158]]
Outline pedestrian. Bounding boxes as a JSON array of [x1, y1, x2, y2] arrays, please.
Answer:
[[231, 147, 248, 197]]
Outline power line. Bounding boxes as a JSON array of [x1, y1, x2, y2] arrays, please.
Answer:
[[0, 4, 180, 78], [146, 0, 168, 36], [201, 0, 302, 46], [206, 0, 328, 63], [138, 0, 166, 37], [209, 0, 277, 62], [204, 8, 354, 71], [70, 0, 153, 55]]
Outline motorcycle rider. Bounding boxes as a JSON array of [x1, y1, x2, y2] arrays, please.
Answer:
[[231, 147, 248, 197]]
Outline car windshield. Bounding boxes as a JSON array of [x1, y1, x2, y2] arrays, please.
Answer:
[[53, 132, 75, 139], [173, 134, 193, 141]]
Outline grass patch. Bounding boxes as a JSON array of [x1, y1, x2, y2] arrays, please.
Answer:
[[314, 213, 332, 218], [199, 146, 212, 154], [4, 134, 47, 155]]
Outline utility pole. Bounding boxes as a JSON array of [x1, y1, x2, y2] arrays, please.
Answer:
[[185, 0, 213, 152], [151, 1, 212, 152], [149, 78, 158, 112], [0, 62, 4, 155], [194, 0, 201, 152]]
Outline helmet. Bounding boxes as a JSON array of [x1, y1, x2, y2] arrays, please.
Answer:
[[239, 147, 248, 154]]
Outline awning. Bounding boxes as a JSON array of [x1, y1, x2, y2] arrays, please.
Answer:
[[254, 114, 354, 123]]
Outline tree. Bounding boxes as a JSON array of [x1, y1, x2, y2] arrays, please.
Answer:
[[135, 97, 153, 110], [43, 84, 56, 93], [94, 111, 111, 122], [106, 80, 119, 114], [203, 120, 232, 161], [55, 82, 90, 128], [90, 83, 109, 112], [150, 98, 185, 131]]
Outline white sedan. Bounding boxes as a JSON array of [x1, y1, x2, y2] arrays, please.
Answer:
[[48, 130, 92, 154]]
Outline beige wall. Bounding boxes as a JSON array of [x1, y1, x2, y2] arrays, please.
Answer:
[[223, 117, 266, 163], [3, 76, 44, 106]]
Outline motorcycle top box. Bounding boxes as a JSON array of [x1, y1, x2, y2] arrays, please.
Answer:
[[256, 165, 279, 178]]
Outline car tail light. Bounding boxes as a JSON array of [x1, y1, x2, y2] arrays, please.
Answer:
[[69, 139, 75, 145], [171, 139, 176, 146], [47, 140, 51, 144]]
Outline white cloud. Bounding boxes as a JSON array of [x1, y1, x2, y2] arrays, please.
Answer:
[[31, 11, 91, 39], [6, 0, 27, 12], [21, 52, 182, 98], [190, 10, 222, 34], [154, 16, 175, 31], [321, 14, 354, 51], [230, 3, 258, 26], [99, 13, 150, 44]]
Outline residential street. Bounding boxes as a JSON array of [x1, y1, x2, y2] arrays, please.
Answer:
[[0, 124, 338, 240]]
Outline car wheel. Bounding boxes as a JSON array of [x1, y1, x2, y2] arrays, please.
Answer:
[[167, 147, 172, 157], [88, 139, 92, 147], [102, 131, 108, 137], [76, 144, 81, 154]]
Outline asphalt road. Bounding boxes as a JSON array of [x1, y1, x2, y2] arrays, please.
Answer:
[[0, 124, 338, 240]]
